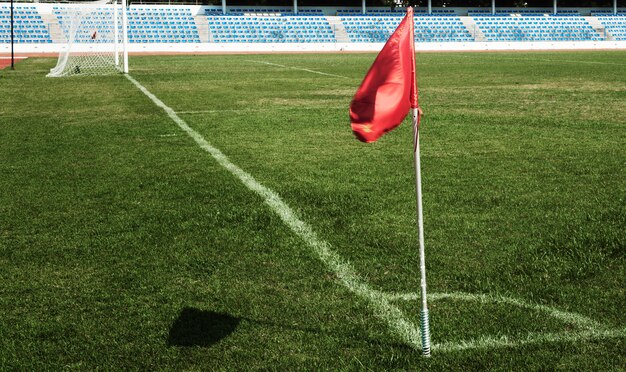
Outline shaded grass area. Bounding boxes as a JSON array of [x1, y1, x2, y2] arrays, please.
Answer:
[[0, 51, 624, 369]]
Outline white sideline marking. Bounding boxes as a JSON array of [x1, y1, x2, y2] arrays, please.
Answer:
[[380, 290, 625, 352], [479, 56, 626, 67], [177, 109, 254, 114], [531, 58, 626, 66], [176, 106, 345, 115], [381, 291, 602, 330], [125, 73, 625, 353], [434, 328, 626, 353], [518, 58, 626, 66], [124, 73, 422, 350], [246, 60, 350, 79]]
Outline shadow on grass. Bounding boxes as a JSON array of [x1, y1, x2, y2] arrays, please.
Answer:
[[168, 307, 240, 347], [168, 307, 412, 350]]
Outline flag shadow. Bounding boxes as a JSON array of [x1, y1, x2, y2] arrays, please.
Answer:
[[167, 307, 240, 347], [168, 307, 412, 350]]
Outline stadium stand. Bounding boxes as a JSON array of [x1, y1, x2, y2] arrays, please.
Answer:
[[591, 10, 626, 16], [474, 16, 602, 41], [207, 16, 334, 43], [468, 9, 580, 16], [0, 5, 52, 43], [206, 8, 324, 16], [1, 5, 624, 45], [53, 7, 200, 43], [337, 9, 456, 16], [596, 15, 626, 41], [127, 8, 199, 43], [341, 16, 472, 42]]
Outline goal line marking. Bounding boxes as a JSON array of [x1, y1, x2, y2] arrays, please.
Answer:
[[246, 60, 351, 79], [125, 73, 422, 350], [456, 54, 626, 67], [384, 290, 625, 352], [434, 328, 626, 353], [500, 57, 626, 66], [380, 291, 602, 330], [176, 106, 345, 115]]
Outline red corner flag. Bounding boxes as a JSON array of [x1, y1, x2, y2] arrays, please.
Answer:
[[349, 7, 418, 143]]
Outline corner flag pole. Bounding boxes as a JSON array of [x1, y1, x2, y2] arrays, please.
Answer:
[[412, 108, 431, 356], [348, 7, 431, 354]]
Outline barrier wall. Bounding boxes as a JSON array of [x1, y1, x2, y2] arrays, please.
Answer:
[[3, 40, 626, 55]]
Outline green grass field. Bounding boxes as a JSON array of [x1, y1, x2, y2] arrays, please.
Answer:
[[1, 51, 625, 369]]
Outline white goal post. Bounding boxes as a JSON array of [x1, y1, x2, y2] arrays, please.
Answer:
[[47, 0, 128, 77]]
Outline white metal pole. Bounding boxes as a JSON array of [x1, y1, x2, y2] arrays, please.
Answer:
[[10, 0, 14, 70], [614, 0, 618, 15], [122, 0, 128, 73], [114, 0, 119, 67], [428, 0, 432, 15], [293, 0, 298, 15], [362, 0, 366, 15], [222, 0, 226, 15], [492, 0, 495, 15], [412, 108, 431, 357], [553, 0, 557, 15]]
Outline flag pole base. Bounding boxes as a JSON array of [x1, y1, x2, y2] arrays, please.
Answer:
[[420, 309, 431, 356]]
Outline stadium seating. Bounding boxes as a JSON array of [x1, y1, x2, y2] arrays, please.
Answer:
[[206, 8, 324, 17], [3, 6, 625, 45], [53, 7, 200, 44], [337, 9, 455, 16], [591, 10, 626, 16], [473, 16, 602, 41], [596, 16, 626, 41], [0, 6, 52, 43], [127, 9, 200, 43], [341, 16, 472, 42], [207, 16, 334, 43], [468, 9, 580, 16]]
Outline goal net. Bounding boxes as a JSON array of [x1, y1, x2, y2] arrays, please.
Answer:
[[47, 0, 128, 77]]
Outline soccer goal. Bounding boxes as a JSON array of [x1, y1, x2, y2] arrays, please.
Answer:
[[47, 0, 128, 77]]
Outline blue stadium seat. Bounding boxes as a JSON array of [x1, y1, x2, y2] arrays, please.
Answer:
[[341, 15, 472, 43], [596, 15, 626, 40], [472, 15, 601, 42], [207, 15, 334, 43]]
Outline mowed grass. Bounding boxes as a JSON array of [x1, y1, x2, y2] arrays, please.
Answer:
[[1, 51, 624, 369]]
